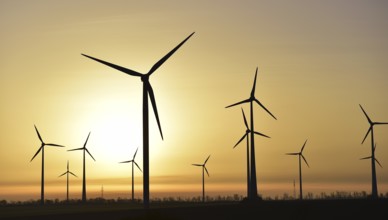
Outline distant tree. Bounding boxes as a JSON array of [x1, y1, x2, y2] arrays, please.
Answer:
[[0, 200, 7, 206]]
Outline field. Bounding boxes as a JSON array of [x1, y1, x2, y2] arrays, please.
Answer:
[[1, 199, 387, 220]]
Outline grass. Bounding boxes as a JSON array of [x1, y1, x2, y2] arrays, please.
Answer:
[[1, 198, 387, 220]]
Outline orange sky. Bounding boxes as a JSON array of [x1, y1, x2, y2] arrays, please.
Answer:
[[1, 0, 388, 201]]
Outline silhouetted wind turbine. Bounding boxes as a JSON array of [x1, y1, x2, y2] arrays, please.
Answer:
[[286, 139, 309, 200], [359, 104, 388, 199], [120, 147, 142, 201], [233, 108, 270, 198], [67, 132, 95, 203], [82, 32, 194, 208], [226, 67, 276, 200], [360, 143, 383, 168], [30, 125, 65, 205], [192, 155, 210, 203], [58, 161, 77, 202]]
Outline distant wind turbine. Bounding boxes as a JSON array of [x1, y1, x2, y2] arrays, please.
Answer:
[[58, 161, 77, 202], [360, 143, 383, 168], [359, 104, 388, 199], [233, 108, 270, 198], [226, 67, 276, 200], [82, 32, 194, 208], [67, 132, 95, 203], [120, 147, 142, 201], [192, 155, 210, 203], [30, 125, 65, 205], [286, 139, 309, 200]]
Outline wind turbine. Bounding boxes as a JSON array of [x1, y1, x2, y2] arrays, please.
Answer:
[[226, 67, 276, 200], [82, 32, 194, 208], [360, 143, 383, 168], [286, 139, 309, 200], [58, 161, 77, 202], [67, 132, 96, 203], [30, 125, 65, 205], [120, 147, 142, 201], [192, 155, 210, 203], [359, 104, 388, 199], [233, 108, 270, 198]]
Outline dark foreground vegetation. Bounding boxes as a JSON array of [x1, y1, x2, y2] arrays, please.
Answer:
[[1, 197, 387, 220]]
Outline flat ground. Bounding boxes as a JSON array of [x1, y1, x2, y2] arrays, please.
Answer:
[[1, 199, 387, 220]]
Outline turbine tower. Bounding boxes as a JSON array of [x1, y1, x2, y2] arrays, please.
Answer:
[[120, 147, 142, 201], [359, 104, 388, 199], [30, 125, 65, 205], [58, 161, 77, 202], [192, 155, 210, 203], [82, 32, 194, 208], [233, 108, 270, 198], [226, 67, 276, 200], [286, 139, 309, 200], [67, 132, 96, 203]]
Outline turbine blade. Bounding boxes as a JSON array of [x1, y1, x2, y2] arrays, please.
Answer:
[[58, 172, 67, 177], [253, 131, 270, 138], [225, 99, 250, 108], [204, 166, 210, 177], [146, 82, 163, 140], [250, 67, 258, 97], [233, 134, 247, 149], [286, 153, 299, 155], [134, 161, 142, 172], [361, 127, 372, 144], [81, 54, 142, 77], [84, 132, 91, 148], [85, 148, 96, 161], [147, 32, 195, 75], [375, 122, 388, 125], [67, 147, 83, 152], [46, 143, 65, 147], [133, 147, 139, 160], [375, 159, 383, 168], [301, 154, 309, 167], [119, 160, 132, 163], [254, 98, 277, 120], [34, 125, 43, 143], [359, 104, 372, 124], [360, 156, 371, 160], [301, 139, 308, 153], [69, 172, 78, 177], [30, 147, 43, 162], [204, 155, 211, 164], [241, 108, 249, 129], [192, 164, 202, 166], [67, 160, 69, 170]]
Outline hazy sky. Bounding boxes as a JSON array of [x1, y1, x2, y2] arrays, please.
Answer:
[[1, 0, 388, 201]]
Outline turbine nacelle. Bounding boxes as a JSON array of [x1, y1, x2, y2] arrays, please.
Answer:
[[141, 74, 149, 82]]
